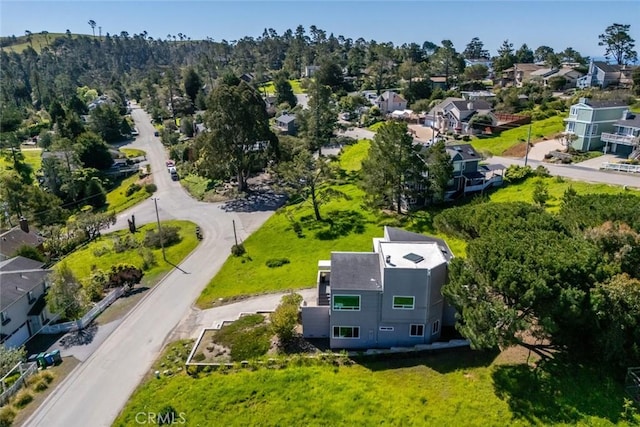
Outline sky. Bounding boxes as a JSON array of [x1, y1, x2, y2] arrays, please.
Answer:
[[1, 1, 639, 58]]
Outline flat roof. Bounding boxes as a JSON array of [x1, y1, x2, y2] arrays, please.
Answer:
[[379, 242, 447, 270]]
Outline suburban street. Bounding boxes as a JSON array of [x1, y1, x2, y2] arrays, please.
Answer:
[[24, 105, 282, 427]]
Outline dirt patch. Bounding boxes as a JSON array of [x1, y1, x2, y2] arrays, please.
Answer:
[[502, 142, 529, 157]]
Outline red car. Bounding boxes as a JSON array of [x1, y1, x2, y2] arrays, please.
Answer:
[[166, 160, 175, 167]]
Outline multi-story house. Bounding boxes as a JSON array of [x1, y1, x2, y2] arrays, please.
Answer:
[[576, 61, 639, 89], [600, 110, 640, 158], [563, 98, 630, 152], [301, 227, 454, 349], [425, 98, 494, 135], [375, 91, 408, 114], [0, 256, 53, 348]]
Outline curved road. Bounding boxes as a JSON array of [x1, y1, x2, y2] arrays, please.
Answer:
[[25, 105, 281, 426]]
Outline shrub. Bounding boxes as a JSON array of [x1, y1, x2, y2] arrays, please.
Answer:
[[0, 406, 16, 427], [40, 371, 54, 383], [125, 183, 142, 197], [13, 390, 33, 408], [143, 226, 181, 249], [192, 352, 205, 362], [271, 293, 303, 344], [92, 245, 110, 257], [265, 258, 290, 268], [113, 235, 138, 253], [107, 264, 144, 290], [34, 379, 49, 392], [231, 244, 246, 257], [145, 183, 157, 194], [138, 247, 157, 270], [504, 165, 534, 184]]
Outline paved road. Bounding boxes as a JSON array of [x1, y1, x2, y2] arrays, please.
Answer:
[[487, 156, 640, 189], [25, 105, 282, 427]]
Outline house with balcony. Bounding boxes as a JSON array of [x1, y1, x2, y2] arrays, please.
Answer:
[[443, 144, 505, 199], [600, 111, 640, 158], [425, 98, 494, 135], [576, 61, 639, 89], [563, 98, 630, 152], [0, 256, 53, 348], [301, 227, 455, 349]]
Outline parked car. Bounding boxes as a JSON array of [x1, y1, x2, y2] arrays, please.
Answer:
[[168, 166, 177, 174], [154, 131, 159, 137], [170, 171, 179, 181], [166, 160, 175, 167]]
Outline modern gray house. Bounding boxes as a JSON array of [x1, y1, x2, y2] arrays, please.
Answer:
[[301, 227, 455, 349], [0, 256, 52, 348]]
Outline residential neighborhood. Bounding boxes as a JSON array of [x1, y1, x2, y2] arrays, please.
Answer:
[[0, 5, 640, 427]]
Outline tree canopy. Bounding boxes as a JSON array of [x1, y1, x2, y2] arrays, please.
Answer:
[[598, 23, 638, 65]]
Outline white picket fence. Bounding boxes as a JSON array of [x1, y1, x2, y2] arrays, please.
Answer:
[[0, 362, 38, 406], [40, 287, 125, 334]]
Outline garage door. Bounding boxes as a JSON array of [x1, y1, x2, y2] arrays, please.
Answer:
[[4, 323, 30, 348]]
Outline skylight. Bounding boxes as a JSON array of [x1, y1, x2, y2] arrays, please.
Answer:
[[403, 253, 424, 264]]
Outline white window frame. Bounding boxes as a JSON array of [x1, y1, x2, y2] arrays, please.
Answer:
[[28, 291, 35, 304], [432, 320, 440, 335], [410, 324, 424, 337], [332, 295, 361, 311], [570, 107, 577, 116], [332, 326, 360, 339], [392, 296, 415, 310], [587, 123, 598, 136], [566, 122, 575, 133], [379, 326, 394, 332]]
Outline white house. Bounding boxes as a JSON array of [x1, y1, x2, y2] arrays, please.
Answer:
[[375, 91, 408, 114]]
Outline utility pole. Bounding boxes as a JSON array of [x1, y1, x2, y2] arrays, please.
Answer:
[[153, 197, 167, 262], [524, 122, 532, 167], [232, 220, 238, 247]]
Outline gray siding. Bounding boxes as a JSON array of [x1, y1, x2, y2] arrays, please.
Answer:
[[1, 282, 46, 346], [301, 306, 330, 338], [330, 290, 380, 349]]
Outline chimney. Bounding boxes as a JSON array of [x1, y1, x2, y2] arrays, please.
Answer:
[[19, 217, 29, 233], [385, 255, 391, 264], [622, 109, 630, 120]]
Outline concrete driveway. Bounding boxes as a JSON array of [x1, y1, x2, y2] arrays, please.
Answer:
[[25, 104, 283, 427]]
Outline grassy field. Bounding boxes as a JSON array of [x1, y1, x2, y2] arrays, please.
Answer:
[[260, 79, 305, 96], [196, 140, 466, 308], [104, 174, 152, 214], [1, 33, 81, 53], [59, 220, 199, 283], [471, 116, 565, 156], [338, 140, 370, 172], [119, 148, 146, 158], [114, 343, 637, 427], [0, 148, 42, 176], [489, 175, 637, 213]]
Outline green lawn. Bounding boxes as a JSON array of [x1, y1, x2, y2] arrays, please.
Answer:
[[339, 140, 370, 172], [489, 176, 637, 213], [114, 343, 636, 427], [0, 148, 42, 176], [180, 174, 215, 200], [119, 148, 146, 158], [104, 174, 151, 214], [260, 79, 305, 96], [367, 121, 386, 132], [471, 116, 565, 156], [196, 140, 466, 308], [59, 220, 199, 284]]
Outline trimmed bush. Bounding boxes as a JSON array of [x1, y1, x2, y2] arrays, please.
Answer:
[[34, 379, 49, 392], [193, 352, 205, 362], [265, 258, 290, 268], [145, 183, 157, 194]]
